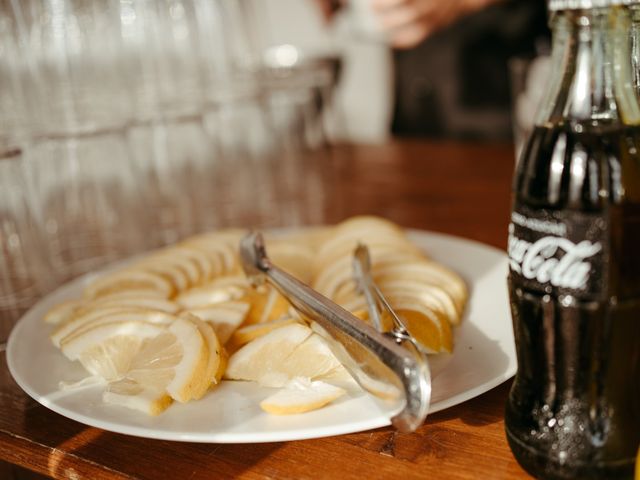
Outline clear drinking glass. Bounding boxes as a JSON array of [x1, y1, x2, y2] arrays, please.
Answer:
[[127, 117, 216, 247], [1, 0, 341, 293], [0, 148, 53, 345], [13, 0, 133, 137], [26, 132, 147, 282]]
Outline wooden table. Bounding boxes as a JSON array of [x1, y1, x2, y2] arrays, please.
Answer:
[[0, 140, 530, 479]]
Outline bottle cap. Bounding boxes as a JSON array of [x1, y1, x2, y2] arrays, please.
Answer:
[[549, 0, 640, 10]]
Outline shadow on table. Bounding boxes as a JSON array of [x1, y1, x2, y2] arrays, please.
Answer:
[[4, 360, 280, 479], [19, 406, 285, 479]]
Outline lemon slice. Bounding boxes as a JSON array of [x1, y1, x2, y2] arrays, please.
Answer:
[[227, 316, 299, 351], [314, 216, 423, 269], [59, 315, 212, 404], [103, 379, 173, 416], [86, 295, 180, 315], [374, 262, 468, 319], [394, 305, 452, 354], [224, 323, 312, 387], [266, 242, 315, 284], [312, 248, 420, 301], [377, 280, 460, 325], [265, 227, 330, 252], [43, 300, 84, 325], [174, 243, 226, 283], [181, 313, 223, 385], [103, 316, 217, 413], [130, 258, 191, 292], [242, 286, 291, 325], [158, 246, 215, 284], [49, 295, 179, 347], [84, 270, 174, 299], [60, 321, 168, 378], [225, 324, 341, 387], [283, 333, 342, 379], [175, 275, 249, 309], [161, 317, 211, 402], [183, 301, 250, 344], [51, 308, 176, 348], [93, 289, 170, 301], [105, 317, 211, 403], [341, 294, 452, 354], [180, 232, 242, 276], [133, 245, 217, 291], [260, 378, 346, 415]]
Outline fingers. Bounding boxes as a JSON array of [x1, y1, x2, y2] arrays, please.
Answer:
[[313, 0, 344, 21], [388, 23, 432, 49], [365, 0, 481, 49], [372, 1, 429, 31], [369, 0, 437, 49]]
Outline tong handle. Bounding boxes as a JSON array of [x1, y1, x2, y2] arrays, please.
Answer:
[[353, 244, 431, 356], [240, 232, 430, 432], [352, 242, 432, 420]]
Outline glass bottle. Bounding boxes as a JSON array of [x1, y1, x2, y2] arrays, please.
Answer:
[[506, 1, 640, 479]]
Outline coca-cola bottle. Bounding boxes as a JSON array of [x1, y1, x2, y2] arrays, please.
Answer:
[[506, 1, 640, 479]]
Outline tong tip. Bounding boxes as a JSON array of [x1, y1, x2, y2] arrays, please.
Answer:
[[239, 231, 270, 285]]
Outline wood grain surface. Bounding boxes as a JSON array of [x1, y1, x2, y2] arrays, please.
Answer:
[[0, 140, 532, 479]]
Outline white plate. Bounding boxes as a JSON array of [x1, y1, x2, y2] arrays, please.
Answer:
[[7, 230, 516, 443]]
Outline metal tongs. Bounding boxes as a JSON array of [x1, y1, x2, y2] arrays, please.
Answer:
[[352, 243, 431, 413], [239, 232, 431, 432]]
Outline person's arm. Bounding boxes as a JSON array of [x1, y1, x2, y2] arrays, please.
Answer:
[[370, 0, 505, 48], [314, 0, 507, 49]]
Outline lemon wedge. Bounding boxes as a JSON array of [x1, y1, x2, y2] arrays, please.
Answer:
[[227, 316, 299, 351], [43, 300, 84, 325], [183, 301, 250, 344], [175, 275, 248, 309], [60, 315, 214, 404], [225, 324, 341, 387], [84, 269, 174, 299], [260, 378, 346, 415], [102, 316, 218, 415], [103, 379, 173, 416], [51, 308, 176, 348], [241, 286, 291, 325], [60, 321, 167, 379], [265, 242, 315, 284], [225, 323, 312, 387]]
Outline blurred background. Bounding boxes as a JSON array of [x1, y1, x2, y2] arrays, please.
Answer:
[[0, 0, 550, 341]]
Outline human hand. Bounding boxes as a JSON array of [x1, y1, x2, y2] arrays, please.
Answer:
[[313, 0, 500, 48], [370, 0, 499, 48], [313, 0, 344, 22]]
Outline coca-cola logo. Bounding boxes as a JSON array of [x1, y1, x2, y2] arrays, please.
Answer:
[[508, 224, 602, 290]]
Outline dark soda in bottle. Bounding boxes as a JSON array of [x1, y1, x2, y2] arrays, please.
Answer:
[[506, 2, 640, 479]]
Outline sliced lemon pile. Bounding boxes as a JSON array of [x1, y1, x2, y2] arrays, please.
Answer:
[[44, 217, 468, 416], [59, 312, 219, 415], [83, 234, 242, 301], [260, 378, 346, 415], [311, 216, 468, 354]]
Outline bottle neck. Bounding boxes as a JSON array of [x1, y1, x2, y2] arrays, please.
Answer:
[[536, 7, 640, 127]]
